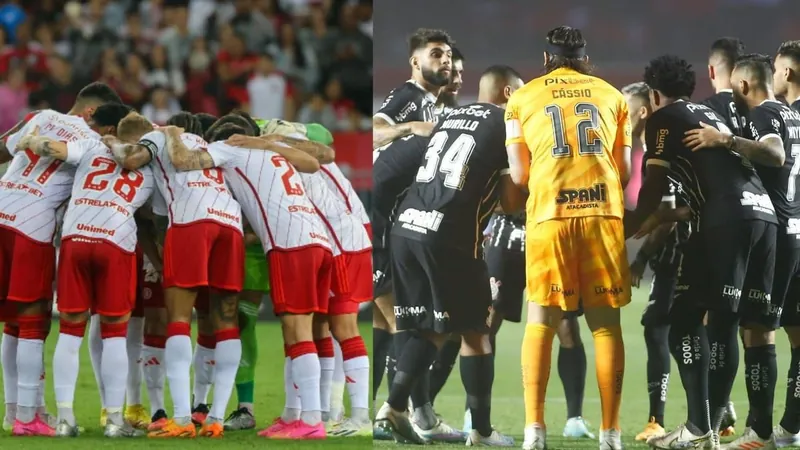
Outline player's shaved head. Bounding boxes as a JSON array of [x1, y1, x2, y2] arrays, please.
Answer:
[[117, 112, 155, 143], [774, 41, 800, 99], [622, 82, 651, 138], [478, 65, 524, 106], [543, 26, 592, 75], [709, 37, 745, 74], [732, 53, 774, 90], [622, 82, 650, 104], [88, 103, 134, 136]]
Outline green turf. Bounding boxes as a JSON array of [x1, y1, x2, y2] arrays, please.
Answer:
[[374, 286, 794, 449], [0, 322, 373, 449]]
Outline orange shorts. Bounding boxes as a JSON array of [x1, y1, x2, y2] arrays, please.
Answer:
[[526, 216, 630, 311]]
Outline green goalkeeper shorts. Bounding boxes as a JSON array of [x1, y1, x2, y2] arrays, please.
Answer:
[[243, 244, 270, 293]]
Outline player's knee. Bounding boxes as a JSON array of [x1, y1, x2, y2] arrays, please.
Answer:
[[584, 306, 620, 332], [99, 318, 128, 339], [557, 316, 582, 348], [59, 316, 87, 338], [330, 314, 359, 341], [785, 326, 800, 348], [741, 325, 775, 347], [144, 308, 168, 335], [460, 331, 490, 356], [526, 302, 563, 327]]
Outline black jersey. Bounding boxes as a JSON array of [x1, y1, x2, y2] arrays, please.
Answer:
[[644, 100, 778, 233], [700, 90, 746, 137], [374, 80, 438, 125], [792, 98, 800, 113], [392, 103, 508, 257], [746, 100, 800, 242], [371, 135, 428, 249], [488, 212, 526, 252]]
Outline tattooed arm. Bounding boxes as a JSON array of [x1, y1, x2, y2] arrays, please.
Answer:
[[270, 135, 335, 163], [20, 135, 68, 160], [224, 134, 320, 173], [164, 126, 216, 171], [104, 135, 153, 170]]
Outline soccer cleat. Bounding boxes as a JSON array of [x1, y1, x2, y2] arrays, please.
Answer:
[[40, 412, 57, 428], [191, 403, 210, 426], [599, 429, 623, 450], [223, 407, 256, 431], [720, 427, 736, 437], [259, 417, 295, 436], [372, 419, 393, 440], [260, 420, 326, 439], [773, 424, 800, 448], [463, 409, 472, 434], [100, 408, 108, 427], [720, 402, 737, 430], [465, 429, 515, 447], [412, 416, 466, 443], [563, 416, 596, 439], [104, 422, 145, 438], [327, 418, 372, 437], [198, 421, 224, 438], [522, 424, 547, 450], [374, 402, 425, 444], [646, 423, 711, 449], [55, 420, 80, 437], [636, 417, 666, 441], [721, 427, 775, 449], [124, 404, 151, 430], [12, 415, 56, 436], [3, 417, 12, 432], [147, 419, 196, 438], [148, 409, 168, 432]]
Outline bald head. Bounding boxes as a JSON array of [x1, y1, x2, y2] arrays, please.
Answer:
[[477, 65, 524, 106]]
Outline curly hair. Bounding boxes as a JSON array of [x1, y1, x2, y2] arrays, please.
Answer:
[[408, 28, 454, 56], [643, 55, 696, 99]]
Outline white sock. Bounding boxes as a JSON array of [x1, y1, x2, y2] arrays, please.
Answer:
[[330, 339, 345, 421], [142, 345, 166, 416], [125, 317, 144, 406], [2, 332, 19, 422], [208, 338, 241, 421], [343, 355, 370, 422], [88, 315, 105, 408], [165, 334, 193, 419], [319, 353, 334, 417], [192, 344, 215, 407], [292, 352, 322, 425], [36, 365, 46, 416], [282, 357, 301, 422], [53, 333, 82, 427], [101, 337, 128, 425], [16, 338, 44, 423]]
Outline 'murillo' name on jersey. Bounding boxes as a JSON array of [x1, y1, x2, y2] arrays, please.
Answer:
[[374, 80, 438, 126], [644, 100, 777, 233], [746, 100, 800, 237], [700, 90, 746, 137], [371, 135, 428, 249], [392, 103, 509, 257]]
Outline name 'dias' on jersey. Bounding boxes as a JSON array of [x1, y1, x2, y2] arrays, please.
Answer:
[[556, 183, 608, 209], [396, 207, 444, 234]]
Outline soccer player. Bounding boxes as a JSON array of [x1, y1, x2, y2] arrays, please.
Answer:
[[682, 53, 800, 449], [165, 115, 333, 439], [433, 47, 464, 118], [376, 65, 524, 447], [19, 111, 154, 438], [0, 83, 123, 436], [507, 26, 632, 450], [621, 82, 688, 442], [702, 38, 748, 138], [630, 55, 780, 450], [773, 40, 800, 447]]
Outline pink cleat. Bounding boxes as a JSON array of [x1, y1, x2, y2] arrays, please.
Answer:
[[257, 417, 295, 437], [12, 415, 56, 436], [274, 420, 326, 440]]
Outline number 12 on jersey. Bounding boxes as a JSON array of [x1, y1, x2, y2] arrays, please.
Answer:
[[546, 103, 602, 157], [415, 130, 476, 190]]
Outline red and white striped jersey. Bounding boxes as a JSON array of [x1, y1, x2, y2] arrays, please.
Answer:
[[61, 139, 154, 253], [299, 171, 371, 255], [139, 130, 242, 232], [0, 110, 98, 243], [319, 162, 370, 226], [206, 142, 332, 254]]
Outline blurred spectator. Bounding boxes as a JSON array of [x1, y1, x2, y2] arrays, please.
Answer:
[[229, 0, 275, 53], [67, 0, 119, 80], [0, 0, 25, 43], [217, 31, 257, 112], [0, 21, 48, 91], [159, 6, 193, 70], [297, 92, 337, 131], [0, 67, 28, 132], [118, 13, 154, 56], [271, 21, 318, 90], [142, 86, 182, 125], [247, 53, 292, 120], [33, 55, 82, 113], [146, 45, 186, 96]]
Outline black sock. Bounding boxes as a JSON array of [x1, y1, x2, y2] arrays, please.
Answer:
[[706, 312, 740, 430], [429, 338, 461, 405], [557, 344, 586, 419], [669, 320, 711, 434], [387, 335, 439, 412], [388, 332, 410, 396], [460, 354, 494, 437], [780, 347, 800, 433], [410, 370, 431, 411], [744, 345, 777, 440], [645, 324, 671, 426], [373, 328, 392, 401]]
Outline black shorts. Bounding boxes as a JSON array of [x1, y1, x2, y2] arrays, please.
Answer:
[[670, 220, 777, 327], [485, 243, 525, 323], [391, 236, 491, 334], [775, 232, 800, 328], [373, 245, 392, 298], [641, 268, 677, 327]]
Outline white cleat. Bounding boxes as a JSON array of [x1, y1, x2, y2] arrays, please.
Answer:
[[562, 416, 596, 439], [773, 424, 800, 448], [411, 416, 466, 443], [104, 422, 145, 438], [599, 428, 623, 450], [465, 429, 515, 447], [522, 424, 547, 450], [55, 421, 80, 437], [375, 402, 425, 444], [646, 422, 711, 449], [721, 427, 776, 450]]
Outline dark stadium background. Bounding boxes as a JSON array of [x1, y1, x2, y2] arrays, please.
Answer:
[[373, 0, 797, 215], [0, 0, 373, 320]]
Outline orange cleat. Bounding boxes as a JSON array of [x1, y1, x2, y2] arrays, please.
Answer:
[[191, 404, 210, 427], [148, 410, 169, 432], [720, 426, 736, 437], [199, 421, 224, 438], [147, 419, 196, 438]]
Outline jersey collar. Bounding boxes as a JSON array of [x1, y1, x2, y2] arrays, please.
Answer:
[[407, 79, 439, 105]]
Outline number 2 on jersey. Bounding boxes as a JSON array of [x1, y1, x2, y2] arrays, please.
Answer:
[[21, 149, 63, 184], [271, 155, 304, 196], [415, 130, 476, 190], [546, 103, 602, 157], [83, 157, 144, 202]]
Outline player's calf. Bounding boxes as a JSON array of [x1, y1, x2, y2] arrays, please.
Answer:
[[13, 300, 52, 435], [2, 323, 19, 431], [204, 291, 242, 429], [329, 313, 370, 426], [192, 307, 214, 422], [52, 313, 89, 437], [312, 316, 336, 423], [143, 306, 167, 420]]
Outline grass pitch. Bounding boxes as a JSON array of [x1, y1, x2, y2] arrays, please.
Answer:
[[0, 322, 373, 449]]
